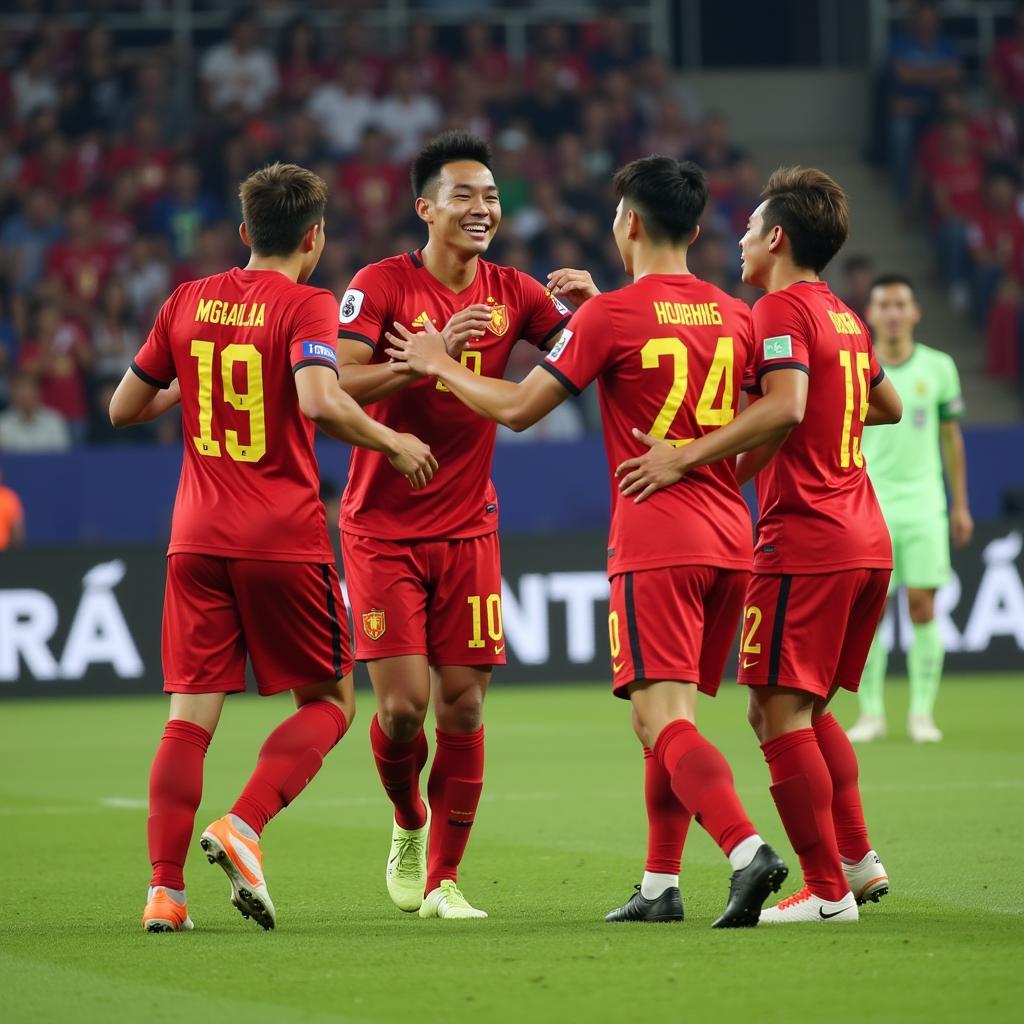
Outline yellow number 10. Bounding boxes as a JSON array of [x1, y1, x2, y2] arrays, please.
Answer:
[[838, 349, 870, 468], [190, 339, 267, 463]]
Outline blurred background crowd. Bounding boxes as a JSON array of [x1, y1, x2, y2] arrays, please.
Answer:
[[0, 0, 1022, 458]]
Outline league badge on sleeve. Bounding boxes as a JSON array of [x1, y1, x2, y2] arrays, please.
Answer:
[[763, 335, 793, 359], [362, 608, 386, 641], [340, 289, 365, 324], [547, 328, 572, 362]]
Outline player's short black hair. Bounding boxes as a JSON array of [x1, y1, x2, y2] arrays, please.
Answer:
[[870, 273, 915, 295], [411, 130, 493, 199], [612, 156, 708, 245]]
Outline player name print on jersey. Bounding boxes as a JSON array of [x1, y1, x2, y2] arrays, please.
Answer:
[[195, 299, 266, 327]]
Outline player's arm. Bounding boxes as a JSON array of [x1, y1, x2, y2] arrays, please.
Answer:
[[109, 371, 182, 427], [865, 374, 902, 425], [940, 417, 973, 546], [617, 369, 807, 502], [294, 364, 437, 489], [385, 321, 569, 430]]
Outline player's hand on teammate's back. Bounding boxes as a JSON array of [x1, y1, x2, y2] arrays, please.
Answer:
[[386, 321, 449, 378], [951, 504, 974, 547], [616, 429, 691, 503], [546, 267, 599, 307], [440, 304, 493, 356], [386, 432, 438, 490]]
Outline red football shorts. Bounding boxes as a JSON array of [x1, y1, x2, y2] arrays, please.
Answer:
[[341, 531, 506, 666], [607, 565, 749, 699], [162, 553, 353, 696], [737, 569, 891, 698]]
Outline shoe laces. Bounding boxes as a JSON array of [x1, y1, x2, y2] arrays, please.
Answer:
[[439, 879, 473, 909], [776, 885, 812, 910], [392, 832, 425, 878]]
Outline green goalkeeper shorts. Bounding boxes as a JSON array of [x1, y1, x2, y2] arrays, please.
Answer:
[[888, 514, 951, 592]]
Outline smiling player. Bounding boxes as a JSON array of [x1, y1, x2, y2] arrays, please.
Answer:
[[335, 131, 570, 920]]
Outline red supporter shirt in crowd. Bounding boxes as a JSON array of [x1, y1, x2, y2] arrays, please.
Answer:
[[966, 205, 1024, 261], [745, 281, 892, 574], [132, 267, 339, 562], [929, 154, 984, 218], [338, 250, 570, 540], [539, 274, 756, 578], [46, 241, 117, 303], [992, 35, 1024, 105], [338, 161, 407, 237]]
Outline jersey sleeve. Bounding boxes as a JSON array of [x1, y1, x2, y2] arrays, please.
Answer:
[[290, 290, 341, 375], [537, 296, 611, 395], [131, 291, 178, 388], [938, 353, 965, 420], [337, 264, 391, 351], [750, 292, 810, 386], [517, 273, 572, 350]]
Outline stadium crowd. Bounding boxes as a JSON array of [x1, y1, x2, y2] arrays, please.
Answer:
[[2, 1, 1023, 455], [879, 0, 1024, 384]]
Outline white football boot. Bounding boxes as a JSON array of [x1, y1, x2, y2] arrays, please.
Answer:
[[908, 714, 943, 743], [386, 807, 430, 912], [843, 850, 889, 905], [760, 885, 858, 924], [419, 879, 488, 920], [846, 715, 887, 743]]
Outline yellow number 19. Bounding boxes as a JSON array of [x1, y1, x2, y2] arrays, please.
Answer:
[[190, 339, 266, 463]]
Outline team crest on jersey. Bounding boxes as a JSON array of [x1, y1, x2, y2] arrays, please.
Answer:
[[915, 379, 929, 397], [339, 289, 364, 324], [362, 608, 386, 641], [488, 303, 509, 336]]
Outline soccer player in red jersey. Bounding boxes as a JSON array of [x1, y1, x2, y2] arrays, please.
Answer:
[[108, 163, 436, 933], [387, 156, 789, 928], [334, 131, 570, 920], [617, 167, 904, 923]]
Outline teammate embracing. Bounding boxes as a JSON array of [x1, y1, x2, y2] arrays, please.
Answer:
[[336, 131, 570, 920], [387, 156, 789, 928], [109, 163, 435, 932], [618, 167, 903, 923]]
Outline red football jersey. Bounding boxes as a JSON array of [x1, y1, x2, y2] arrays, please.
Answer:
[[747, 281, 892, 574], [338, 250, 570, 540], [540, 274, 756, 577], [133, 267, 339, 562]]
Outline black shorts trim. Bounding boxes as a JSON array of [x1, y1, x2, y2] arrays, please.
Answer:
[[624, 572, 646, 680], [757, 361, 810, 384], [130, 360, 171, 390], [292, 359, 338, 377], [320, 564, 343, 679], [767, 574, 792, 686], [538, 317, 571, 350], [537, 359, 581, 396], [338, 330, 377, 349]]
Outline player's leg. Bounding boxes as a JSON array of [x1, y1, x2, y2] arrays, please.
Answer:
[[200, 559, 357, 929], [418, 535, 502, 920], [342, 531, 433, 912], [906, 588, 943, 741], [740, 573, 857, 923], [144, 553, 244, 932]]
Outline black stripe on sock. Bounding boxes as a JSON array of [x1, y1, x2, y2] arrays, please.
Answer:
[[767, 574, 792, 686], [321, 564, 343, 678], [624, 572, 645, 680]]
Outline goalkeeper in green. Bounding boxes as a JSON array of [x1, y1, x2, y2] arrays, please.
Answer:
[[849, 274, 973, 744]]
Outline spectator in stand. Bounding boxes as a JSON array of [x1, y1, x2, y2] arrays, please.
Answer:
[[88, 377, 153, 445], [968, 163, 1024, 320], [273, 110, 330, 169], [584, 10, 646, 76], [528, 20, 590, 93], [926, 115, 985, 311], [377, 65, 442, 161], [119, 236, 171, 324], [308, 58, 378, 159], [18, 129, 89, 199], [517, 57, 582, 143], [0, 466, 26, 549], [0, 188, 62, 296], [17, 305, 92, 442], [277, 16, 328, 108], [0, 373, 71, 452], [63, 23, 123, 135], [462, 20, 512, 94], [11, 37, 59, 122], [116, 58, 188, 144], [338, 126, 406, 243], [149, 158, 223, 263], [992, 1, 1024, 114], [92, 280, 142, 381], [886, 0, 963, 201], [200, 7, 279, 114], [838, 255, 877, 321], [108, 112, 174, 207], [685, 110, 748, 204], [399, 20, 451, 96], [45, 200, 117, 317]]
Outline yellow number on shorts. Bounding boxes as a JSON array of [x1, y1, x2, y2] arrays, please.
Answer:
[[437, 349, 483, 391], [608, 611, 621, 659], [641, 336, 735, 444], [838, 349, 871, 469], [190, 340, 266, 463], [467, 593, 503, 649], [741, 606, 763, 655]]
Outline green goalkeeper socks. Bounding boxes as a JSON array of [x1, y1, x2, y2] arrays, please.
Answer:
[[858, 629, 888, 719], [908, 620, 944, 717]]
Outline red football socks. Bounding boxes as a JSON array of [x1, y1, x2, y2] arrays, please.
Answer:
[[426, 726, 485, 892], [653, 720, 755, 859], [148, 719, 212, 890], [643, 746, 691, 874], [813, 712, 872, 862], [761, 728, 849, 901], [231, 701, 349, 837], [370, 714, 429, 830]]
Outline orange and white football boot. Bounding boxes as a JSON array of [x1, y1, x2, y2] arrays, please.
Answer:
[[142, 886, 194, 932], [199, 815, 277, 930]]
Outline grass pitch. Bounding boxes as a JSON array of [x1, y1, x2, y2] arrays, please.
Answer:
[[1, 675, 1022, 1024]]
